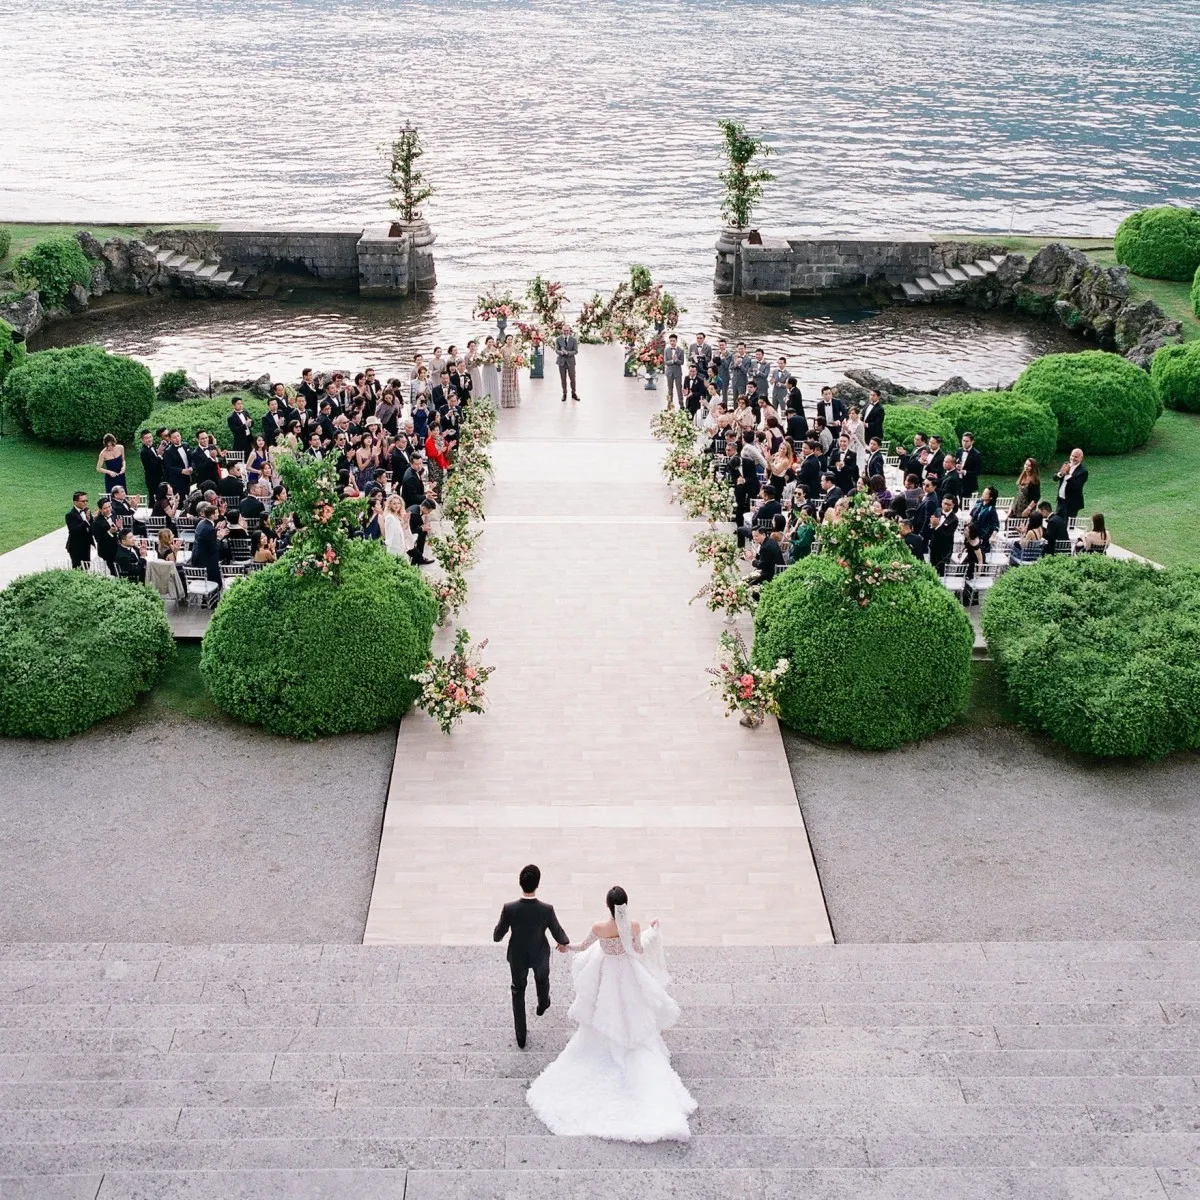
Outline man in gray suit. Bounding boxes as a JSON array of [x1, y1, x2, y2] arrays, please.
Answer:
[[663, 333, 686, 410], [730, 342, 749, 399], [554, 326, 580, 402]]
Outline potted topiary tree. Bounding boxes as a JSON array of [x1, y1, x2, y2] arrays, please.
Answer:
[[714, 119, 775, 294], [372, 121, 437, 293]]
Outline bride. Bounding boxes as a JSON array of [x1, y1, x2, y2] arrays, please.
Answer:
[[526, 886, 696, 1142]]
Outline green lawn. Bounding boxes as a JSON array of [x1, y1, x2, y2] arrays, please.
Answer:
[[1, 221, 212, 273], [981, 408, 1200, 567], [0, 431, 148, 554], [955, 660, 1020, 730]]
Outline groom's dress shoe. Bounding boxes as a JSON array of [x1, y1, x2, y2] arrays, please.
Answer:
[[536, 1001, 550, 1016], [516, 1033, 527, 1049]]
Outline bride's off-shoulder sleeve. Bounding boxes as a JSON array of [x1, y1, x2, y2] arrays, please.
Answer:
[[569, 931, 598, 953]]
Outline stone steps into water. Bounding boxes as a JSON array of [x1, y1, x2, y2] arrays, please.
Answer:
[[898, 256, 1009, 303], [3, 942, 1200, 1197]]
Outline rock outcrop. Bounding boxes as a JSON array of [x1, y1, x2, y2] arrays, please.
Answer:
[[0, 290, 45, 339]]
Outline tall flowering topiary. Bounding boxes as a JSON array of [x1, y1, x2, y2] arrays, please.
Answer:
[[385, 122, 433, 222], [272, 451, 366, 582], [717, 119, 776, 230]]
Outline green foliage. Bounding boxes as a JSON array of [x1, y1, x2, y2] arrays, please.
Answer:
[[384, 122, 433, 223], [0, 317, 25, 391], [880, 404, 957, 456], [1150, 342, 1200, 413], [4, 345, 154, 445], [1012, 350, 1159, 455], [155, 369, 190, 405], [0, 227, 10, 261], [16, 236, 93, 309], [200, 540, 438, 739], [753, 552, 973, 749], [716, 119, 775, 230], [981, 555, 1200, 758], [929, 391, 1058, 475], [1192, 263, 1200, 319], [272, 450, 367, 580], [0, 570, 174, 738], [1113, 206, 1200, 282], [136, 394, 266, 450]]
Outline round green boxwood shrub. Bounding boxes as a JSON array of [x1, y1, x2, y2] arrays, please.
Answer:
[[156, 368, 191, 405], [929, 390, 1058, 475], [881, 404, 957, 456], [981, 555, 1200, 758], [0, 570, 174, 738], [17, 236, 94, 309], [1012, 350, 1158, 455], [753, 552, 973, 750], [200, 541, 438, 739], [1150, 342, 1200, 413], [1114, 206, 1200, 282], [0, 317, 25, 391], [4, 345, 154, 445], [137, 394, 267, 450]]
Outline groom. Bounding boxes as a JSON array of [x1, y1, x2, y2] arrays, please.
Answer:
[[493, 864, 570, 1048], [554, 326, 580, 402]]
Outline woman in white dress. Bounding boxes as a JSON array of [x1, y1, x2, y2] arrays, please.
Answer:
[[382, 494, 410, 558], [466, 339, 484, 399], [480, 336, 500, 404], [842, 404, 868, 460], [499, 335, 521, 409], [526, 886, 696, 1143]]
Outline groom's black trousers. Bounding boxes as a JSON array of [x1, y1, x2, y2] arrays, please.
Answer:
[[510, 960, 550, 1040]]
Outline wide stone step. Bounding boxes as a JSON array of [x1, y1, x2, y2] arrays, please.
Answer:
[[194, 262, 220, 280], [976, 258, 1000, 274], [960, 261, 986, 278], [163, 253, 188, 268], [211, 269, 235, 285], [945, 266, 969, 283], [176, 258, 204, 275], [915, 277, 939, 293], [900, 281, 925, 299], [928, 271, 955, 288]]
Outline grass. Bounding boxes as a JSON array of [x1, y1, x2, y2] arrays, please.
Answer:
[[1, 221, 213, 273], [138, 643, 221, 723], [955, 659, 1020, 730]]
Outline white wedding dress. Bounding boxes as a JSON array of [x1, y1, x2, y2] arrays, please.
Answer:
[[526, 906, 697, 1142]]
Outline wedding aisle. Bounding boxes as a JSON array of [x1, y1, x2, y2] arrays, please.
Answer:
[[364, 344, 832, 945]]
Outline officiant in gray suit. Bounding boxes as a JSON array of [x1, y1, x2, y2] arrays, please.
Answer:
[[554, 326, 580, 402], [663, 334, 686, 410]]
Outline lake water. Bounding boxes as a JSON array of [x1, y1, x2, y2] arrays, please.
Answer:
[[7, 0, 1197, 383]]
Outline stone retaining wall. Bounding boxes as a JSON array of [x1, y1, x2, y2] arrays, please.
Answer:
[[152, 228, 363, 281]]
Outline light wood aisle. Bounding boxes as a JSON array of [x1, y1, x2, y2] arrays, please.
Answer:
[[364, 344, 832, 946]]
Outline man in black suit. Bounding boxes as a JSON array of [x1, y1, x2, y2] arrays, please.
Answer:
[[389, 435, 412, 483], [900, 518, 926, 561], [227, 397, 253, 454], [828, 435, 858, 494], [190, 432, 221, 489], [786, 379, 807, 434], [139, 430, 164, 497], [897, 432, 929, 480], [400, 453, 427, 509], [938, 456, 965, 508], [924, 437, 947, 483], [818, 473, 843, 520], [956, 432, 982, 497], [64, 491, 93, 568], [864, 437, 886, 482], [749, 515, 787, 586], [191, 503, 224, 586], [239, 482, 269, 522], [1054, 448, 1088, 518], [861, 389, 886, 445], [262, 399, 283, 449], [90, 499, 120, 574], [430, 372, 453, 413], [797, 440, 823, 498], [927, 511, 955, 576], [493, 864, 570, 1049], [816, 386, 846, 438], [407, 498, 436, 566], [1039, 501, 1070, 553], [163, 430, 192, 497], [113, 530, 146, 583], [684, 365, 706, 417], [912, 478, 940, 539], [218, 463, 246, 501]]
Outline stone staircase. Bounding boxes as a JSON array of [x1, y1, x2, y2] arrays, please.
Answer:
[[895, 254, 1009, 302], [2, 942, 1200, 1198], [141, 245, 293, 301]]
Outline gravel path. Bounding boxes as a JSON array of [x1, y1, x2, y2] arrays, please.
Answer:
[[785, 725, 1200, 942], [0, 714, 396, 942]]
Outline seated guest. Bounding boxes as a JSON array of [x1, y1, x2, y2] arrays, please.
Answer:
[[218, 462, 247, 500], [900, 517, 925, 560], [156, 528, 181, 561], [1076, 512, 1110, 554], [1009, 511, 1046, 565], [250, 530, 277, 563], [239, 481, 269, 521], [887, 493, 908, 523], [152, 484, 178, 534], [788, 506, 817, 561], [817, 473, 842, 520], [1037, 500, 1069, 554], [224, 511, 252, 561], [113, 529, 146, 583], [959, 520, 986, 582], [969, 486, 1000, 552], [749, 515, 787, 586]]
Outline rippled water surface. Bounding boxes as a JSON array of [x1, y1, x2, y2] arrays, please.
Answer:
[[3, 0, 1199, 329]]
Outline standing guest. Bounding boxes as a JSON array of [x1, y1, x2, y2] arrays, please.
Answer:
[[410, 365, 431, 406], [828, 434, 858, 494], [401, 452, 427, 509], [730, 343, 749, 400], [1054, 448, 1088, 518], [389, 433, 412, 483], [927, 510, 955, 576], [864, 436, 885, 481], [750, 349, 770, 402], [689, 332, 712, 379], [554, 324, 580, 403], [408, 498, 436, 566], [769, 357, 790, 407], [113, 529, 146, 583], [90, 498, 120, 574], [383, 494, 409, 558], [431, 371, 453, 413], [298, 368, 320, 408], [480, 337, 501, 402], [663, 334, 686, 410], [466, 340, 484, 398], [842, 406, 868, 459], [375, 390, 400, 436], [139, 430, 164, 497], [956, 432, 982, 497], [65, 491, 93, 568], [938, 455, 964, 508], [912, 477, 940, 538], [425, 423, 451, 501], [861, 389, 886, 446], [786, 378, 807, 432], [1014, 458, 1041, 519], [453, 358, 473, 402], [96, 433, 127, 493], [228, 396, 253, 454], [190, 502, 223, 587], [715, 338, 733, 401], [262, 397, 284, 449], [898, 432, 930, 480], [818, 473, 843, 520], [797, 440, 823, 498], [969, 486, 1001, 552], [430, 347, 447, 382], [500, 335, 522, 409], [1076, 512, 1110, 554], [684, 365, 706, 417], [190, 432, 221, 488], [902, 472, 923, 516], [924, 436, 947, 482], [246, 436, 270, 486], [815, 386, 846, 439]]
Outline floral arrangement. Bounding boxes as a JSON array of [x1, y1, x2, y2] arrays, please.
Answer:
[[640, 286, 683, 330], [706, 630, 789, 727], [626, 332, 666, 377], [291, 543, 340, 579], [473, 288, 526, 322], [442, 474, 486, 530], [650, 408, 697, 449], [504, 340, 534, 371], [662, 447, 705, 485], [429, 528, 478, 575], [690, 529, 740, 571], [273, 451, 366, 584], [817, 491, 914, 607], [675, 474, 734, 522], [526, 274, 569, 336], [430, 571, 468, 624], [412, 628, 494, 734], [691, 568, 755, 618], [514, 320, 546, 346], [478, 344, 504, 368]]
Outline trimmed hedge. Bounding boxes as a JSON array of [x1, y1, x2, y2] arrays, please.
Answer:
[[753, 552, 974, 749], [880, 405, 957, 457], [0, 570, 174, 738], [1012, 350, 1159, 455], [1150, 342, 1200, 413], [4, 345, 154, 445], [200, 541, 438, 739], [137, 394, 267, 450], [17, 236, 94, 309], [0, 227, 10, 261], [1113, 206, 1200, 282], [0, 317, 25, 391], [981, 555, 1200, 759], [929, 390, 1058, 475], [156, 369, 190, 405]]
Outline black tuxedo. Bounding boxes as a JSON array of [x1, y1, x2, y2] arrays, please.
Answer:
[[752, 535, 786, 585], [819, 485, 843, 519], [861, 401, 885, 444], [163, 444, 192, 495], [140, 444, 164, 496], [1044, 511, 1070, 552], [902, 530, 927, 560], [913, 492, 939, 538], [829, 449, 858, 494], [227, 409, 253, 453], [817, 397, 847, 431], [239, 495, 266, 521], [956, 446, 982, 496], [898, 444, 929, 480], [1055, 465, 1088, 518], [924, 451, 947, 483], [91, 513, 119, 567], [400, 466, 426, 509], [262, 411, 283, 448], [786, 410, 808, 442], [797, 454, 823, 499], [493, 897, 569, 1044], [389, 447, 412, 482], [113, 544, 145, 583], [865, 449, 886, 481], [65, 506, 93, 566], [191, 447, 220, 489], [191, 518, 222, 583], [939, 469, 965, 507], [929, 523, 955, 574]]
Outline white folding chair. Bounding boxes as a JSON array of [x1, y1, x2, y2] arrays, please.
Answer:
[[942, 563, 969, 599], [183, 566, 219, 608]]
